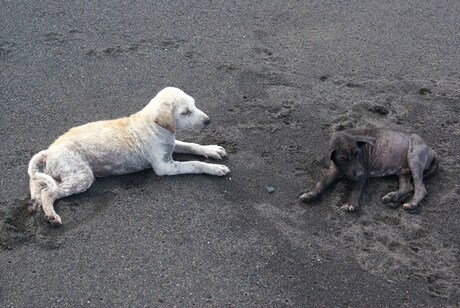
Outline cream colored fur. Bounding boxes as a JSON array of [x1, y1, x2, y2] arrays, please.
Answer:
[[28, 87, 230, 225]]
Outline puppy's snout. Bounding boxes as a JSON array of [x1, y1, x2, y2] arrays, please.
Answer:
[[355, 170, 364, 180], [203, 117, 211, 126]]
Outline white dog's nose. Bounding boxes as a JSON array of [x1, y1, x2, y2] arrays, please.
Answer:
[[204, 117, 211, 126]]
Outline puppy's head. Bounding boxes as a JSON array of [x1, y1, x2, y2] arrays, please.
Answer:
[[326, 132, 376, 181], [150, 87, 211, 133]]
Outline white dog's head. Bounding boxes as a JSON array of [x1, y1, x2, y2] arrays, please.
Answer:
[[146, 87, 211, 133]]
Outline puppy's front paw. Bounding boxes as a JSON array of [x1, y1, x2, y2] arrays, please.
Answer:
[[340, 203, 358, 212], [382, 191, 408, 203], [403, 202, 418, 211], [210, 164, 230, 176], [203, 145, 227, 160], [382, 193, 396, 203], [299, 191, 317, 202], [45, 213, 62, 226]]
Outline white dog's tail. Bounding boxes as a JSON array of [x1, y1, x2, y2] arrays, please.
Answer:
[[28, 150, 57, 189]]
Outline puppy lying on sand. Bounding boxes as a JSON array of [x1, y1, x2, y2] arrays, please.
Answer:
[[28, 87, 230, 225], [300, 128, 437, 212]]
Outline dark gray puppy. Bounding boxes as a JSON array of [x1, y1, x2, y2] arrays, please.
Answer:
[[300, 128, 437, 211]]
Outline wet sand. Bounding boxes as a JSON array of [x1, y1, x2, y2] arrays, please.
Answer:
[[1, 1, 459, 306]]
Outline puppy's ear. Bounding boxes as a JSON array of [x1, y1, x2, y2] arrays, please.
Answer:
[[154, 104, 175, 133], [355, 136, 376, 148], [319, 133, 342, 168], [318, 147, 336, 168]]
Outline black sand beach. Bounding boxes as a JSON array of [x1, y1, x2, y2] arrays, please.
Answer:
[[1, 1, 459, 306]]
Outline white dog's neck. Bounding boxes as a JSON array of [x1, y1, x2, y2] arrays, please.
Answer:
[[128, 111, 175, 144]]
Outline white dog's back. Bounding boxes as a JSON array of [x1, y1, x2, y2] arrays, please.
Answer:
[[49, 118, 150, 177]]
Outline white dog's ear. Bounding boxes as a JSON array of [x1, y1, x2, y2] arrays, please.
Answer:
[[154, 104, 175, 133]]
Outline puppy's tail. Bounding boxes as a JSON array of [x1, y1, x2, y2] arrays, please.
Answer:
[[424, 152, 438, 179], [28, 150, 57, 189]]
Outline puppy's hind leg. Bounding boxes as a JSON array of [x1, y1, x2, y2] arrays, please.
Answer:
[[403, 135, 431, 210], [382, 174, 413, 204], [403, 164, 426, 211], [41, 170, 94, 226]]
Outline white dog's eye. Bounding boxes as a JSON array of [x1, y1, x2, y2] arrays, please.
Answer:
[[181, 109, 192, 116]]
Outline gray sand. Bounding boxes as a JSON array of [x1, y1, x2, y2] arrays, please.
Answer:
[[1, 0, 459, 306]]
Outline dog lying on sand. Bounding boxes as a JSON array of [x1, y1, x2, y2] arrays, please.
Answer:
[[300, 128, 437, 212], [28, 87, 230, 225]]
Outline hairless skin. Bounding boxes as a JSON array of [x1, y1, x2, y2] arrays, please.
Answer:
[[300, 128, 437, 212]]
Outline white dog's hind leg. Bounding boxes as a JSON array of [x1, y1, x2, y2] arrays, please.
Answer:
[[41, 171, 94, 225], [155, 161, 230, 176], [28, 178, 45, 213], [174, 140, 227, 159]]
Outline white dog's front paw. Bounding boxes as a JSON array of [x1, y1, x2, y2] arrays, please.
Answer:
[[45, 213, 62, 226], [209, 164, 230, 176], [203, 145, 227, 160]]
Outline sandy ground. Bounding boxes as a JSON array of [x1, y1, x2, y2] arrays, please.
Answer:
[[1, 0, 460, 306]]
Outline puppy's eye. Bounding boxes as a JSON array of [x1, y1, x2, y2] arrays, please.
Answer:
[[181, 109, 191, 116]]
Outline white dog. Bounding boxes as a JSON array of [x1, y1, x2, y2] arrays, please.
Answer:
[[28, 87, 230, 225]]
